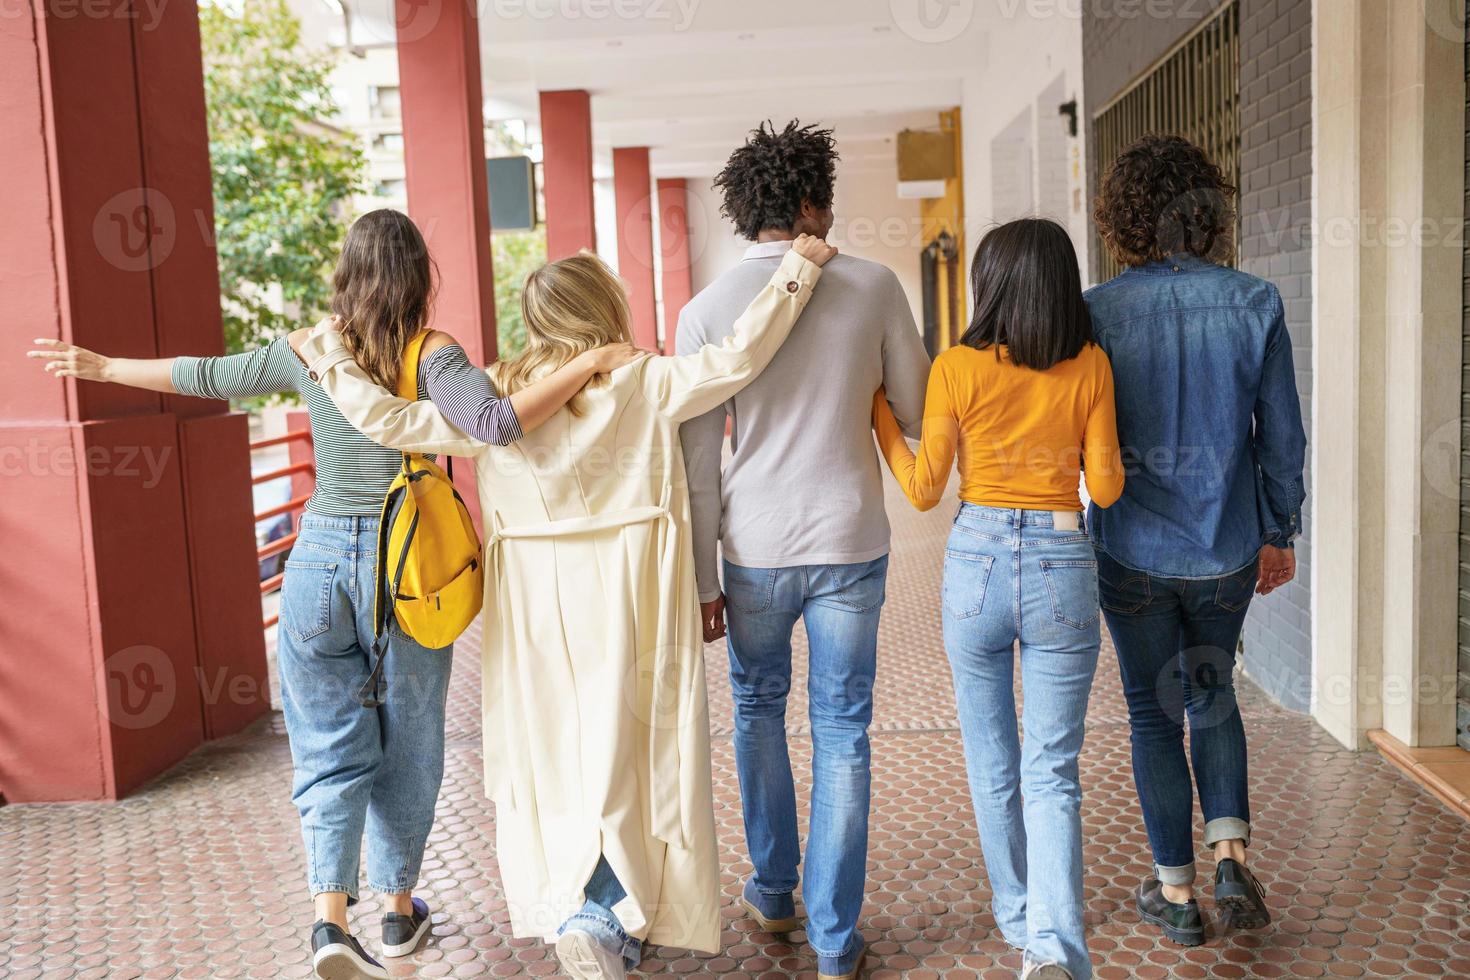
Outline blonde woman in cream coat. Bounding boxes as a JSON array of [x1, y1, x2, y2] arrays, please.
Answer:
[[296, 234, 836, 979]]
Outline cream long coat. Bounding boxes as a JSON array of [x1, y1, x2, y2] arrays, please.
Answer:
[[299, 249, 823, 954]]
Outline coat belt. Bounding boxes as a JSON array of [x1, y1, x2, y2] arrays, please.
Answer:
[[487, 487, 672, 545]]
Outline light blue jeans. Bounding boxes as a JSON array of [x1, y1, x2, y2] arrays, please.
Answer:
[[277, 514, 454, 902], [722, 556, 887, 962], [943, 505, 1099, 978], [556, 855, 643, 969]]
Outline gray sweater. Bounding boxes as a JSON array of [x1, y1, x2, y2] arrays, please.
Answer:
[[676, 240, 931, 602]]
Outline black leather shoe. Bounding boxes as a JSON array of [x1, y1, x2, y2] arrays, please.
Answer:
[[1135, 877, 1205, 946], [1214, 858, 1271, 930]]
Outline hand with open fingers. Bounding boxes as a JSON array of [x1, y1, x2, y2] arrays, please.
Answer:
[[584, 342, 646, 374], [28, 339, 111, 382], [791, 233, 838, 267]]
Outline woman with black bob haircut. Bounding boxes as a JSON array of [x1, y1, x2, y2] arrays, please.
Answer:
[[873, 217, 1123, 980], [961, 217, 1096, 368]]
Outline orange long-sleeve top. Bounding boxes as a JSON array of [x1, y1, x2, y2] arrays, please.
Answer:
[[873, 342, 1124, 513]]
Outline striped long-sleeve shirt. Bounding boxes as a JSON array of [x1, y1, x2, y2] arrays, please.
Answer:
[[173, 337, 521, 516]]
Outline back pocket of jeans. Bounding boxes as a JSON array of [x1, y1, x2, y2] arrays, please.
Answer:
[[1040, 559, 1100, 630], [282, 560, 336, 643], [1215, 563, 1259, 612], [944, 551, 995, 620], [725, 566, 778, 615]]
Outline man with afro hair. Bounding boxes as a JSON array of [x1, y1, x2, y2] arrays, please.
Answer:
[[676, 120, 931, 980]]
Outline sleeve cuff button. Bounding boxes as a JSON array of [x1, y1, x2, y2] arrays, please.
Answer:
[[786, 281, 800, 293]]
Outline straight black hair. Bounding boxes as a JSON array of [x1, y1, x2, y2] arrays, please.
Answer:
[[959, 218, 1093, 371]]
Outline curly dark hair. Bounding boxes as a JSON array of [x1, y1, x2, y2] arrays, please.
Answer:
[[1094, 134, 1236, 267], [713, 121, 839, 240]]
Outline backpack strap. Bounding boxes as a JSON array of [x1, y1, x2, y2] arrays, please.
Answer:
[[398, 329, 430, 401], [360, 329, 433, 709]]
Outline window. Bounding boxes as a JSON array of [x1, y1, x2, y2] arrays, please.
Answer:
[[1092, 1, 1239, 282], [370, 85, 401, 120], [372, 132, 404, 153]]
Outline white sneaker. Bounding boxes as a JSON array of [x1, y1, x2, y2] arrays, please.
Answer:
[[1019, 962, 1072, 980], [554, 928, 626, 980]]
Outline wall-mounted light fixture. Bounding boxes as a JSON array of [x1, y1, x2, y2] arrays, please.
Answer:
[[1058, 99, 1079, 138]]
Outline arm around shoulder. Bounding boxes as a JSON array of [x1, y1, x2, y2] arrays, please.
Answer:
[[641, 240, 830, 422], [298, 320, 484, 457]]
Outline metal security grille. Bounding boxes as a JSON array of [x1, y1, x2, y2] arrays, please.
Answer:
[[1093, 2, 1240, 283]]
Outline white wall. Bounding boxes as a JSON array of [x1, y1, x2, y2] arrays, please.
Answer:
[[960, 16, 1089, 282]]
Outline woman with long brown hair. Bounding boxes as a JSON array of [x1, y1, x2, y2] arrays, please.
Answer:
[[28, 209, 639, 980], [292, 234, 837, 979]]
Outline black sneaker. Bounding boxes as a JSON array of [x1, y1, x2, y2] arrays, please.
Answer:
[[1135, 877, 1206, 946], [311, 920, 389, 980], [1214, 858, 1271, 930], [381, 896, 432, 957]]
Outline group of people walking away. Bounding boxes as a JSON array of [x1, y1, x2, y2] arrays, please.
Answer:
[[31, 123, 1305, 980]]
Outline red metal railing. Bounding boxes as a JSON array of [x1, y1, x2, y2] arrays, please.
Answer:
[[253, 426, 314, 630]]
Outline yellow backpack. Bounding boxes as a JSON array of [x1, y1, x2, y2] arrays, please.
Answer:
[[360, 330, 485, 707]]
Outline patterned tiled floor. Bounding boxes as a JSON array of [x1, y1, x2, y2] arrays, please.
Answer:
[[4, 483, 1469, 978]]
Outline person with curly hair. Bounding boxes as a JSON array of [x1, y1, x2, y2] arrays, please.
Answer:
[[677, 120, 932, 979], [1087, 134, 1307, 946]]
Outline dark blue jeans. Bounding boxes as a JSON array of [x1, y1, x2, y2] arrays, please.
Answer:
[[1096, 550, 1256, 886]]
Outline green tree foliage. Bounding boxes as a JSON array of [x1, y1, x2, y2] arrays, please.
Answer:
[[200, 0, 365, 353], [492, 230, 546, 359]]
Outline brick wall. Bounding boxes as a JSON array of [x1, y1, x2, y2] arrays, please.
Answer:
[[1236, 0, 1313, 713], [1081, 0, 1315, 713]]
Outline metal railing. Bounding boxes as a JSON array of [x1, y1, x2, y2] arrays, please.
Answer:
[[252, 427, 314, 630], [1093, 0, 1240, 283]]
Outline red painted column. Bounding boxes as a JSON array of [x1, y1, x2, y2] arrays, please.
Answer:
[[137, 0, 270, 740], [1, 0, 268, 800], [396, 0, 497, 529], [396, 0, 496, 367], [540, 90, 597, 260], [613, 147, 658, 350], [657, 178, 695, 353]]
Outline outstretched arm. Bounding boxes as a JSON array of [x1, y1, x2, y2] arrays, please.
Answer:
[[29, 337, 299, 398]]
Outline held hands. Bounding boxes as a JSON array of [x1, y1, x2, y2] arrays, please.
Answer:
[[1256, 544, 1296, 596], [700, 595, 727, 643], [28, 339, 112, 382], [791, 233, 838, 267]]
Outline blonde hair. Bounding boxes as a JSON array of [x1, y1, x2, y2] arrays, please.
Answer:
[[490, 250, 633, 414]]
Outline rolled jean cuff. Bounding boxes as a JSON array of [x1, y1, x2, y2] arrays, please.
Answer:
[[1154, 861, 1195, 887], [559, 909, 642, 969], [311, 882, 360, 905], [1203, 817, 1251, 848], [368, 881, 413, 896]]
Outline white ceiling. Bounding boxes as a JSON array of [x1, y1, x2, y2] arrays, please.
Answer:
[[346, 0, 993, 178]]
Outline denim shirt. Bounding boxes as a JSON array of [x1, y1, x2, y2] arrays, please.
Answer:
[[1083, 254, 1307, 579]]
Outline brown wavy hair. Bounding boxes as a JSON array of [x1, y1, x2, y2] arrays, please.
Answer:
[[330, 209, 436, 392], [1094, 134, 1236, 267]]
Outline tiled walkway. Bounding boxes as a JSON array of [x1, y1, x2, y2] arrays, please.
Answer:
[[4, 484, 1469, 978]]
